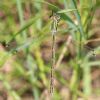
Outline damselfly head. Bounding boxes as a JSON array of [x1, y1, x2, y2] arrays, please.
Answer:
[[0, 41, 9, 48], [0, 41, 17, 52], [50, 10, 60, 22], [92, 50, 96, 57]]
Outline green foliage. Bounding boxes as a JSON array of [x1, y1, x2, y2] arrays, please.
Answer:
[[0, 0, 99, 100]]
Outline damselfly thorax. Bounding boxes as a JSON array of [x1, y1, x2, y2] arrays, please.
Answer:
[[50, 11, 60, 35]]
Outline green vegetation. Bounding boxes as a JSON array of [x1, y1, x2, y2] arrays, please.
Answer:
[[0, 0, 100, 100]]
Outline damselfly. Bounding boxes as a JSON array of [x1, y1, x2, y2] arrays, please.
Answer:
[[71, 39, 96, 57], [50, 11, 60, 95]]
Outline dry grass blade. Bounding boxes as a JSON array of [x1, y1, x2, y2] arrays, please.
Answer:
[[56, 35, 72, 68]]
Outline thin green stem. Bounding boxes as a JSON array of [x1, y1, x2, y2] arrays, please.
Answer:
[[16, 0, 26, 40]]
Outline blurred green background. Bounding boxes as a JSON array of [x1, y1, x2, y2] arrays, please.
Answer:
[[0, 0, 100, 100]]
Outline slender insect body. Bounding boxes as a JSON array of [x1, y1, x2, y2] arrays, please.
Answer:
[[50, 11, 60, 95]]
